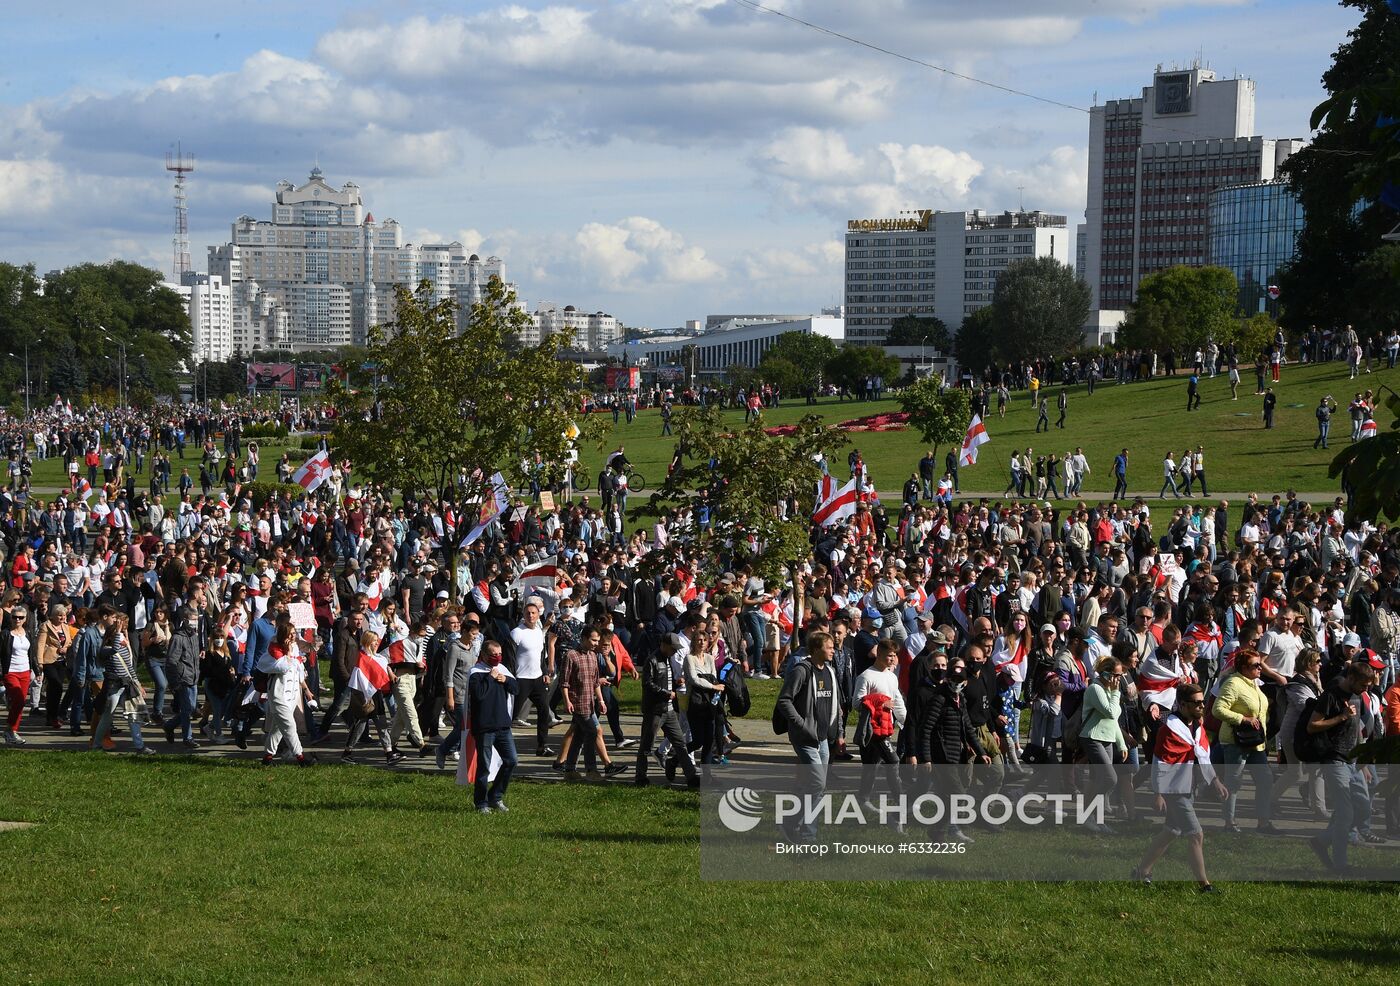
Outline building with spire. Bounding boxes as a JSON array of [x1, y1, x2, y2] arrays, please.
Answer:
[[208, 168, 519, 353]]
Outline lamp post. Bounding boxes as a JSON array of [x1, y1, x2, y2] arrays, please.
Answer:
[[6, 346, 30, 416], [103, 332, 127, 405]]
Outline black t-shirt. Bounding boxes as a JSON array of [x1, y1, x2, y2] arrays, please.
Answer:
[[811, 664, 836, 736], [1314, 684, 1360, 762]]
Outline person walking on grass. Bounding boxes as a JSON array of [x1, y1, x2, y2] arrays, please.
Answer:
[[1314, 395, 1337, 450], [1262, 388, 1277, 429], [1112, 448, 1129, 501], [1056, 387, 1068, 429], [1159, 451, 1181, 499], [1035, 397, 1050, 433], [1186, 372, 1201, 411], [468, 639, 518, 813], [1133, 683, 1229, 891]]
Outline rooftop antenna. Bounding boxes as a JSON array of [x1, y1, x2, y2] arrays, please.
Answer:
[[1017, 185, 1025, 212], [165, 141, 195, 279]]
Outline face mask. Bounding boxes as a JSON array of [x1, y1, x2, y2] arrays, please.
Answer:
[[484, 650, 503, 668], [929, 668, 946, 684], [948, 669, 966, 684]]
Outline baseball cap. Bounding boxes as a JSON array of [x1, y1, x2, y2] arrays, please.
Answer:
[[1040, 623, 1056, 635], [435, 590, 450, 600], [1341, 632, 1360, 649], [863, 605, 882, 620], [1367, 651, 1385, 670]]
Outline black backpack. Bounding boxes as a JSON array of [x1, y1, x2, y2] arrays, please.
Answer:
[[1292, 696, 1331, 763], [719, 661, 751, 718]]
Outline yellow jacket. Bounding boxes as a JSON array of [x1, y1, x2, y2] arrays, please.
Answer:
[[1212, 673, 1268, 751]]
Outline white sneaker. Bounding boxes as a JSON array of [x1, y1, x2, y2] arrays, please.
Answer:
[[450, 751, 460, 762]]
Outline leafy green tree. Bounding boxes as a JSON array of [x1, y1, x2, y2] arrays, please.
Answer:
[[991, 256, 1090, 360], [1236, 313, 1280, 357], [1121, 265, 1237, 352], [824, 344, 899, 395], [758, 331, 839, 394], [331, 277, 605, 505], [885, 315, 951, 350], [1277, 0, 1400, 331], [1331, 390, 1400, 522], [633, 405, 846, 580], [896, 377, 970, 467], [953, 306, 1002, 374]]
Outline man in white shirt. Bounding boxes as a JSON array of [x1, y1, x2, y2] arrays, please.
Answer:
[[1257, 608, 1304, 735], [1159, 453, 1181, 499], [509, 599, 552, 756]]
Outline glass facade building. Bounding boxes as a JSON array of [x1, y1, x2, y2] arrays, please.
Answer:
[[1207, 180, 1304, 317]]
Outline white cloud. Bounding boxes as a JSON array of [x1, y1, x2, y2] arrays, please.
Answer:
[[740, 240, 845, 282], [0, 159, 65, 217], [756, 127, 983, 217], [575, 217, 721, 290]]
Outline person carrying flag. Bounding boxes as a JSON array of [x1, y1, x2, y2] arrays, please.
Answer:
[[467, 639, 518, 813], [1133, 682, 1229, 890]]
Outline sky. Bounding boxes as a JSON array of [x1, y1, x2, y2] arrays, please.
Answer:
[[0, 0, 1362, 329]]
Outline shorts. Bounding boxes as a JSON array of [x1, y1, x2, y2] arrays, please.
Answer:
[[1162, 794, 1201, 837]]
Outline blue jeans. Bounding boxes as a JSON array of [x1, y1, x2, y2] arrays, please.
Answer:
[[94, 685, 145, 750], [437, 706, 464, 758], [171, 684, 198, 742], [147, 659, 168, 718], [787, 738, 830, 840], [1322, 762, 1371, 867], [1217, 743, 1274, 825], [472, 729, 518, 808]]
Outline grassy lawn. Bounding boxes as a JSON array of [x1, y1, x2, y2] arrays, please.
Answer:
[[578, 360, 1399, 500], [1, 752, 1397, 984]]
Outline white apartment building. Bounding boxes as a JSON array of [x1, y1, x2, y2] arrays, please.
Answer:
[[1083, 63, 1305, 311], [844, 209, 1069, 346], [180, 272, 233, 363], [523, 304, 622, 351], [207, 168, 518, 353]]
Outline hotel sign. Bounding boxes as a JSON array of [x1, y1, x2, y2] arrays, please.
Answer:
[[848, 210, 933, 232]]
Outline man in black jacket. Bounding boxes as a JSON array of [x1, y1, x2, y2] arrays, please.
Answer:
[[634, 633, 699, 788], [468, 640, 519, 813], [774, 630, 842, 840], [163, 607, 202, 749], [914, 653, 988, 843]]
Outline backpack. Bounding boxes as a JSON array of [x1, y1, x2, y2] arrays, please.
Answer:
[[1292, 695, 1331, 764], [719, 661, 750, 718]]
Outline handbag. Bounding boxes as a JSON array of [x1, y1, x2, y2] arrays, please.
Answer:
[[1232, 720, 1265, 747]]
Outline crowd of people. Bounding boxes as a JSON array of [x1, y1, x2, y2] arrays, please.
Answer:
[[1, 377, 1398, 874]]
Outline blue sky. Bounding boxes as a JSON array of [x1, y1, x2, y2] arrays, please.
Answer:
[[0, 0, 1361, 328]]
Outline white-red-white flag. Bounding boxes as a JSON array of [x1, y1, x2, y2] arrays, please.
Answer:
[[959, 414, 989, 467], [292, 451, 332, 494], [347, 646, 392, 701], [1360, 417, 1378, 440], [812, 477, 858, 527], [511, 556, 568, 594]]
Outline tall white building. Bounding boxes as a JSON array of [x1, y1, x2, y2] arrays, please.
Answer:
[[524, 304, 622, 351], [1083, 64, 1305, 312], [181, 272, 234, 363], [844, 209, 1069, 345], [208, 168, 517, 353]]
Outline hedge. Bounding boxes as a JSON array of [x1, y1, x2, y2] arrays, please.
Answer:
[[298, 434, 332, 450], [244, 423, 289, 440], [239, 481, 305, 506]]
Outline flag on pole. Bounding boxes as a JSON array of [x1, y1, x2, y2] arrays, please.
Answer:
[[959, 414, 990, 467], [460, 472, 510, 547], [292, 450, 332, 494], [812, 477, 858, 527], [511, 556, 568, 594]]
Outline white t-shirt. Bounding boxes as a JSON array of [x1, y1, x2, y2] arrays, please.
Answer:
[[5, 632, 30, 674], [1258, 629, 1303, 679], [511, 624, 546, 679]]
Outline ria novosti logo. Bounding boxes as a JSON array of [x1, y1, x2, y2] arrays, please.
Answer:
[[717, 787, 765, 832]]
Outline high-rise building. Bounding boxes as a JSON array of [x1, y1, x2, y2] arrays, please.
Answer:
[[524, 304, 622, 351], [844, 209, 1069, 345], [1207, 180, 1304, 318], [181, 272, 234, 363], [208, 168, 517, 353], [1083, 64, 1304, 312]]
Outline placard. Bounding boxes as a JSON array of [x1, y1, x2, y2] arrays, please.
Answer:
[[539, 491, 555, 512], [288, 602, 317, 630]]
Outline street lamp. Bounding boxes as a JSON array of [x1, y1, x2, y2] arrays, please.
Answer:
[[103, 332, 127, 405]]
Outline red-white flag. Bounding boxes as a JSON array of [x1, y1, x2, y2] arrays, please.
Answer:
[[1360, 417, 1378, 439], [812, 477, 858, 527], [511, 556, 567, 594], [292, 451, 332, 494], [348, 647, 392, 701], [959, 414, 989, 467]]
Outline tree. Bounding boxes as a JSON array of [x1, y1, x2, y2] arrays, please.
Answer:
[[758, 331, 839, 394], [991, 256, 1090, 360], [953, 306, 1002, 375], [632, 405, 846, 580], [885, 315, 951, 350], [1331, 389, 1400, 522], [1236, 313, 1280, 357], [824, 344, 899, 395], [331, 277, 605, 505], [1120, 265, 1237, 352], [1276, 0, 1400, 331], [896, 377, 970, 467]]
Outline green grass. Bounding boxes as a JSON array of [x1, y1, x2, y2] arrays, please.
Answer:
[[581, 360, 1399, 500], [1, 752, 1397, 984]]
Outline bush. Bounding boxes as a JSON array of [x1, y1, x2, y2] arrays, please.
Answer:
[[282, 448, 312, 464], [244, 422, 289, 440], [298, 434, 331, 450], [240, 481, 304, 506]]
